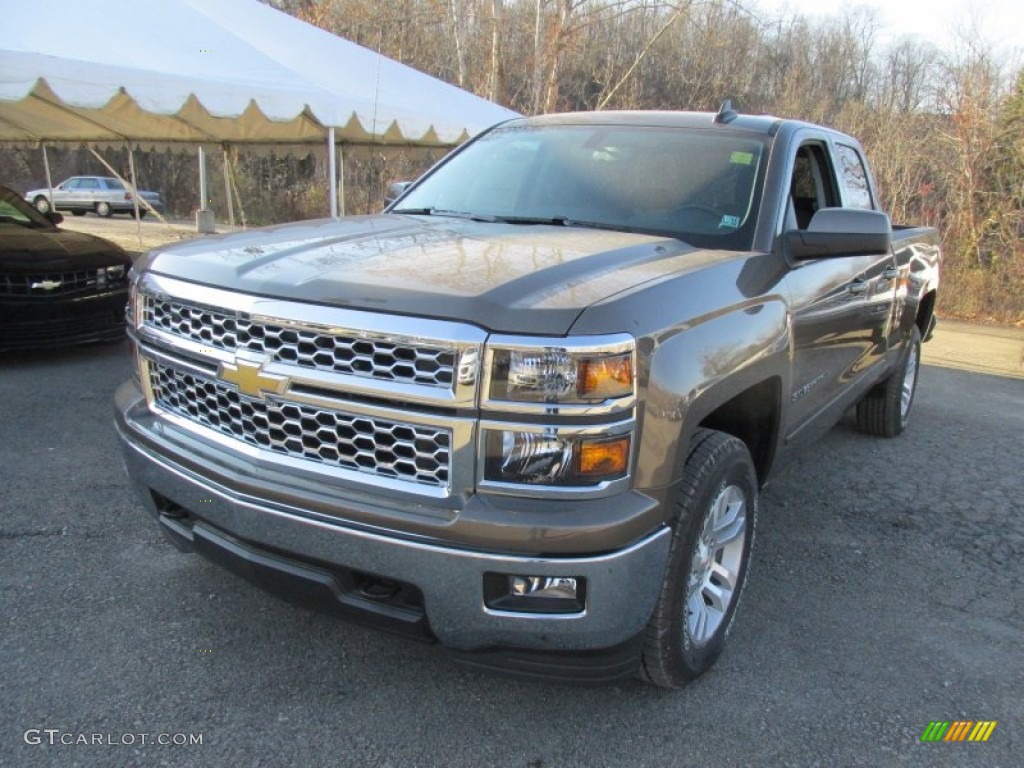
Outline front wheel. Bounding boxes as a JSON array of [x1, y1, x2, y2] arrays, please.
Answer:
[[856, 325, 922, 437], [33, 196, 51, 214], [640, 429, 757, 689]]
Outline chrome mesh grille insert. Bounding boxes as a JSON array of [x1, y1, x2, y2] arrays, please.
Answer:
[[142, 294, 455, 388], [147, 360, 451, 488]]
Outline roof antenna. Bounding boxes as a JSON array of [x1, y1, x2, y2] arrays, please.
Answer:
[[714, 99, 738, 124]]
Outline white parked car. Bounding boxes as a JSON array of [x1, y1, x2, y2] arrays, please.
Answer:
[[25, 176, 164, 218]]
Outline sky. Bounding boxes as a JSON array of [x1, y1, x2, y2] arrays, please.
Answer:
[[752, 0, 1024, 52]]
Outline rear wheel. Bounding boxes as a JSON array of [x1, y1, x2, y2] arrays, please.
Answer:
[[856, 325, 922, 437], [639, 429, 757, 689], [95, 201, 112, 217], [33, 196, 51, 214], [134, 209, 148, 219], [71, 209, 86, 216]]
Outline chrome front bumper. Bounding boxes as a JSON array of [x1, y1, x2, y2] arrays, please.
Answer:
[[116, 382, 671, 653]]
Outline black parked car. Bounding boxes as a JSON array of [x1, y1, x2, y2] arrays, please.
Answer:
[[1, 185, 132, 351]]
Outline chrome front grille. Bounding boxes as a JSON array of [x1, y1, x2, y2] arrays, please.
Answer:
[[147, 360, 451, 488], [143, 294, 456, 388]]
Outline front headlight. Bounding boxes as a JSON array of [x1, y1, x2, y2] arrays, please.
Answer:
[[480, 334, 636, 492], [485, 335, 635, 406], [482, 427, 631, 486], [95, 264, 126, 288]]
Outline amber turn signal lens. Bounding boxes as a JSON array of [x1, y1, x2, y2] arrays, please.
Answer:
[[578, 354, 633, 399], [577, 436, 630, 478]]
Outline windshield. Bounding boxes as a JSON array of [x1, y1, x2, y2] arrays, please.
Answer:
[[393, 123, 769, 249], [0, 187, 55, 229]]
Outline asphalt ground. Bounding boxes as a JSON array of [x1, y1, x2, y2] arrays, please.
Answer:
[[1, 330, 1022, 767]]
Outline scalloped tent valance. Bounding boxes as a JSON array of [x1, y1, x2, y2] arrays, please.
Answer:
[[0, 0, 518, 150]]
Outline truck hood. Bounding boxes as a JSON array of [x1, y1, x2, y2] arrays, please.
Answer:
[[141, 214, 730, 335]]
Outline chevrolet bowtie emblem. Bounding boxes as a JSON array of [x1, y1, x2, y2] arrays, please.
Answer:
[[218, 359, 288, 399], [31, 279, 63, 291]]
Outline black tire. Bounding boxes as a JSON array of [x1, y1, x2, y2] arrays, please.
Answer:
[[639, 429, 757, 689], [856, 325, 922, 438], [71, 209, 86, 216], [33, 196, 51, 214], [95, 201, 112, 217], [134, 209, 148, 219]]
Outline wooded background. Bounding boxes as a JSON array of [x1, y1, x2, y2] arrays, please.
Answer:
[[4, 0, 1021, 322]]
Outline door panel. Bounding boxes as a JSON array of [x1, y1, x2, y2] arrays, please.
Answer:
[[53, 180, 77, 209], [784, 251, 894, 441], [779, 136, 895, 443]]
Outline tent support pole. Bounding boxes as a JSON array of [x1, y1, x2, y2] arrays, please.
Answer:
[[198, 146, 207, 208], [339, 144, 346, 217], [87, 147, 166, 226], [223, 147, 235, 230], [196, 146, 214, 233], [41, 144, 53, 210], [328, 128, 338, 219], [128, 146, 142, 248]]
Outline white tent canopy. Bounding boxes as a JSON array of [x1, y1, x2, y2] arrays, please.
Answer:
[[0, 0, 518, 150]]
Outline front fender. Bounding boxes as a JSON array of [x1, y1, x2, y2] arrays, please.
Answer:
[[636, 299, 791, 492]]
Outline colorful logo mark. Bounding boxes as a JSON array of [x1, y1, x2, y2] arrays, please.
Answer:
[[921, 721, 997, 742]]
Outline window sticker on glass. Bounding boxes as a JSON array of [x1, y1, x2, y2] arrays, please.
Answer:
[[719, 215, 741, 229], [729, 151, 754, 165]]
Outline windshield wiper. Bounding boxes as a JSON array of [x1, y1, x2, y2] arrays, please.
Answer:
[[389, 207, 435, 215], [391, 209, 649, 236], [489, 215, 570, 226], [489, 215, 645, 235], [390, 207, 498, 222], [560, 218, 644, 235]]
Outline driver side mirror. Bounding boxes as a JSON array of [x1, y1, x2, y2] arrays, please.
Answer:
[[45, 210, 64, 225], [785, 208, 891, 260], [384, 181, 412, 207]]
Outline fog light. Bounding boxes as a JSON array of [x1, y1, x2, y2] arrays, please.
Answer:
[[484, 573, 586, 614], [511, 576, 578, 599]]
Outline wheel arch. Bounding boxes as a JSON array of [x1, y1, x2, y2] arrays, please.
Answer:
[[695, 377, 781, 485], [915, 289, 937, 341]]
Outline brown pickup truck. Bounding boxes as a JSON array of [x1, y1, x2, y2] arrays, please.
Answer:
[[115, 106, 940, 688]]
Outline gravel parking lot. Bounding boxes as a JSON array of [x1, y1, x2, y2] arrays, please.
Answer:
[[1, 332, 1021, 767], [57, 214, 204, 257]]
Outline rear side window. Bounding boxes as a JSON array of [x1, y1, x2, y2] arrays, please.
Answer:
[[835, 144, 873, 210]]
